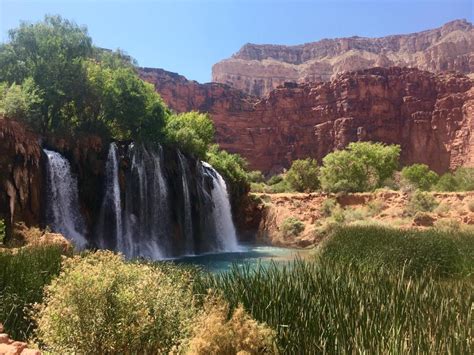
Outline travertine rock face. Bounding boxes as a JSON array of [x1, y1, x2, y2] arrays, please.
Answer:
[[213, 19, 474, 97], [141, 66, 474, 175]]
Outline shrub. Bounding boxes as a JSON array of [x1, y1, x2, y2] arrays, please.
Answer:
[[33, 251, 196, 353], [436, 168, 474, 191], [280, 217, 305, 237], [366, 199, 384, 216], [286, 158, 319, 192], [247, 170, 265, 183], [0, 219, 5, 244], [406, 190, 438, 216], [267, 174, 283, 186], [320, 142, 400, 193], [321, 198, 337, 217], [331, 206, 346, 224], [0, 245, 63, 340], [401, 164, 439, 191], [186, 295, 275, 354]]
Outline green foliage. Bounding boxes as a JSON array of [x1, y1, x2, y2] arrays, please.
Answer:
[[0, 15, 168, 143], [320, 142, 400, 193], [0, 245, 63, 340], [321, 198, 337, 217], [435, 168, 474, 191], [267, 174, 283, 186], [406, 190, 438, 215], [34, 251, 197, 353], [280, 217, 305, 237], [401, 164, 439, 191], [206, 144, 250, 195], [165, 111, 214, 159], [320, 226, 472, 277], [247, 170, 265, 183], [0, 219, 5, 244], [286, 158, 319, 192], [194, 259, 472, 353]]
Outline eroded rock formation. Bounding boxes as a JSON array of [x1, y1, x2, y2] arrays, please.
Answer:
[[212, 19, 474, 97], [141, 66, 474, 175]]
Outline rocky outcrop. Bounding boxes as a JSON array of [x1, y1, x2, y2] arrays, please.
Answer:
[[0, 119, 42, 232], [213, 19, 474, 97], [142, 66, 474, 175], [0, 324, 40, 355]]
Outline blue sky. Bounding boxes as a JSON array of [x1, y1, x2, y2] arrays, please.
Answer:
[[0, 0, 472, 83]]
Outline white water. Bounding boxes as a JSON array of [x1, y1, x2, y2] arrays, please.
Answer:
[[202, 162, 240, 252], [96, 143, 125, 252], [43, 149, 88, 249], [178, 151, 194, 254]]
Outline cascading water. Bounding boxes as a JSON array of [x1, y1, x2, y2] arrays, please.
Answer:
[[202, 162, 240, 252], [43, 149, 88, 249], [122, 144, 170, 259], [95, 143, 124, 252], [177, 151, 194, 254]]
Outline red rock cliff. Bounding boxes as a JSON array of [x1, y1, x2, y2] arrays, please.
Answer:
[[213, 19, 474, 97], [140, 66, 474, 175]]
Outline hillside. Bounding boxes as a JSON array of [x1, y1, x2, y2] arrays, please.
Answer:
[[212, 19, 474, 97]]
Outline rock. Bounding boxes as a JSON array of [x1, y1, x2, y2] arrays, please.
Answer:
[[20, 349, 41, 355], [212, 20, 474, 97], [142, 66, 473, 175], [413, 212, 436, 227], [0, 334, 10, 344]]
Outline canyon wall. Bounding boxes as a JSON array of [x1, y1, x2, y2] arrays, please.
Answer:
[[141, 66, 474, 175], [212, 19, 474, 97]]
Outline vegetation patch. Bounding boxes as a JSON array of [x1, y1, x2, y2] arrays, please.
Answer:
[[280, 217, 305, 237]]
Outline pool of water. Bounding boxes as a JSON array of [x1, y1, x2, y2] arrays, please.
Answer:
[[172, 244, 312, 273]]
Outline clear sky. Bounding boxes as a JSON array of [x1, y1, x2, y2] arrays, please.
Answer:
[[0, 0, 472, 83]]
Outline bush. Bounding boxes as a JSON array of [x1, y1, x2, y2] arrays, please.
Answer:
[[286, 158, 319, 192], [321, 198, 337, 217], [186, 295, 275, 354], [406, 190, 438, 216], [436, 168, 474, 191], [247, 170, 265, 183], [166, 111, 214, 159], [267, 174, 283, 186], [401, 164, 439, 191], [0, 219, 5, 244], [0, 245, 63, 340], [280, 217, 305, 237], [33, 251, 197, 353], [320, 142, 400, 193], [366, 199, 384, 216]]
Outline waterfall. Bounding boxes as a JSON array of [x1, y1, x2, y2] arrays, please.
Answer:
[[202, 162, 240, 252], [177, 151, 194, 254], [122, 144, 170, 259], [95, 143, 124, 252], [43, 149, 88, 249]]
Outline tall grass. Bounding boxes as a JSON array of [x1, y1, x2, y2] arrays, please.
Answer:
[[194, 260, 472, 353], [0, 245, 63, 340], [320, 226, 473, 277]]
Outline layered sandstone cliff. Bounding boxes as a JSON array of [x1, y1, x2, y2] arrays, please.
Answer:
[[141, 66, 474, 175], [212, 19, 474, 97]]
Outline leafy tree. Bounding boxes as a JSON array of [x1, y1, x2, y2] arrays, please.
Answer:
[[320, 142, 400, 193], [166, 112, 214, 159], [0, 15, 92, 133], [401, 164, 439, 191], [0, 79, 43, 123], [286, 158, 319, 192]]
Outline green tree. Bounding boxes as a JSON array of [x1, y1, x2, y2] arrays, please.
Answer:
[[436, 168, 474, 192], [401, 164, 439, 191], [0, 15, 92, 133], [166, 111, 214, 159], [286, 158, 320, 192], [320, 142, 400, 193]]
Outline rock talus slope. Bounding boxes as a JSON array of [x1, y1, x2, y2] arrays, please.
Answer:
[[212, 19, 474, 97]]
